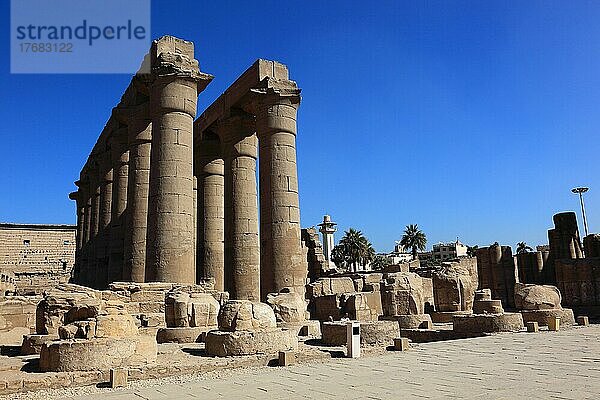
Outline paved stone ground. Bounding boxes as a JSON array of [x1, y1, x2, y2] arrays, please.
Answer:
[[34, 326, 600, 399]]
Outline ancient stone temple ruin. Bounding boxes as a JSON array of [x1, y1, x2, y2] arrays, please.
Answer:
[[69, 36, 306, 302], [0, 34, 597, 396]]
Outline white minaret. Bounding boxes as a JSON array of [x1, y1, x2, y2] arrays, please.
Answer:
[[318, 215, 337, 269]]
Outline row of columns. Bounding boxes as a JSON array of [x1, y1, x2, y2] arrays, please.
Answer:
[[71, 36, 212, 289], [71, 39, 307, 302], [196, 91, 306, 300]]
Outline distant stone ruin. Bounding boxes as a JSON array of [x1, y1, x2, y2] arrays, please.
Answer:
[[0, 223, 76, 295]]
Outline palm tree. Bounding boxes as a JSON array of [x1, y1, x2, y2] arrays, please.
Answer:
[[400, 224, 427, 260], [331, 228, 376, 271], [516, 242, 533, 254], [467, 245, 479, 257]]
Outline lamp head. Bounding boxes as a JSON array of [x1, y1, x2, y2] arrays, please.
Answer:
[[572, 187, 589, 194]]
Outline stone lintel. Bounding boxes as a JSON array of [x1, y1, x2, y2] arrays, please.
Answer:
[[194, 59, 293, 143]]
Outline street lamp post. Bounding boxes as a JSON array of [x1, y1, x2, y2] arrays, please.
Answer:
[[571, 187, 590, 237]]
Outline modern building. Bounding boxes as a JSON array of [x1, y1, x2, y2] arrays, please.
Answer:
[[389, 241, 413, 264], [432, 240, 468, 261]]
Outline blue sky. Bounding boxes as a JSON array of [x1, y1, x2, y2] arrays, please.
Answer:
[[1, 1, 598, 252]]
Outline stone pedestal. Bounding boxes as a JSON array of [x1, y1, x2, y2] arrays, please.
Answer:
[[40, 335, 157, 372], [156, 326, 212, 343], [205, 328, 297, 357], [452, 313, 524, 334], [521, 309, 574, 327], [430, 311, 472, 324], [382, 314, 433, 329]]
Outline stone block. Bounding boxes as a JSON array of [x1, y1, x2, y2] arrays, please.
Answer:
[[577, 316, 589, 326], [40, 335, 157, 372], [381, 272, 424, 317], [130, 290, 165, 303], [430, 311, 471, 324], [205, 328, 297, 357], [311, 294, 342, 321], [278, 350, 295, 366], [393, 337, 410, 351], [218, 301, 276, 332], [266, 291, 306, 323], [342, 292, 382, 321], [95, 314, 138, 338], [138, 313, 165, 328], [548, 317, 560, 331], [110, 368, 128, 388], [138, 302, 165, 314], [189, 294, 220, 327], [474, 289, 492, 301], [473, 299, 504, 314], [21, 334, 59, 355], [298, 320, 321, 337], [306, 277, 355, 299], [360, 321, 399, 345], [156, 326, 214, 343], [433, 260, 477, 312], [526, 321, 539, 333], [514, 283, 562, 310], [521, 309, 575, 327], [452, 313, 524, 334], [36, 292, 102, 335], [383, 314, 432, 329], [321, 321, 399, 346]]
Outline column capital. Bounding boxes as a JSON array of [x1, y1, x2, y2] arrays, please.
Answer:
[[245, 82, 301, 114], [247, 84, 301, 137]]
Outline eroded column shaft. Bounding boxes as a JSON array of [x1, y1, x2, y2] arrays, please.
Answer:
[[197, 152, 225, 290], [256, 95, 305, 298], [108, 126, 129, 283], [145, 77, 197, 284], [96, 150, 113, 288], [124, 105, 152, 282], [223, 125, 260, 301], [86, 166, 100, 287]]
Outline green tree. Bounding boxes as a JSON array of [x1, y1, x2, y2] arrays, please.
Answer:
[[516, 242, 533, 254], [370, 254, 390, 270], [467, 245, 479, 257], [400, 224, 427, 260], [331, 228, 376, 271]]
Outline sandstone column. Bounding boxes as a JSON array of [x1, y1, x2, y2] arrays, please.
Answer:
[[123, 102, 152, 282], [108, 123, 129, 283], [70, 188, 85, 252], [195, 134, 225, 291], [193, 176, 197, 279], [254, 92, 306, 298], [96, 146, 113, 288], [86, 161, 100, 287], [79, 182, 92, 285], [145, 38, 212, 284], [219, 114, 260, 301], [69, 187, 86, 283]]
